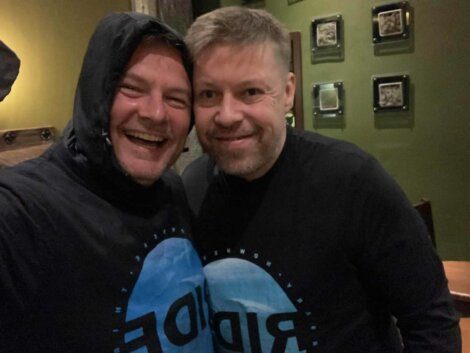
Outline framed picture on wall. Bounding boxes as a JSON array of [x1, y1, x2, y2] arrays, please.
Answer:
[[313, 81, 344, 118], [156, 0, 193, 35], [311, 15, 343, 53], [131, 0, 157, 16], [373, 74, 409, 112], [372, 1, 411, 43]]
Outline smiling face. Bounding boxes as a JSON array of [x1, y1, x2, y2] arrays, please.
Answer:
[[193, 42, 295, 181], [109, 39, 191, 186]]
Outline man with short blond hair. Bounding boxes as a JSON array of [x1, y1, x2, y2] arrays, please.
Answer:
[[183, 6, 460, 353]]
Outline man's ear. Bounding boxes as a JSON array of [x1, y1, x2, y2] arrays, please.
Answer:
[[284, 72, 296, 113]]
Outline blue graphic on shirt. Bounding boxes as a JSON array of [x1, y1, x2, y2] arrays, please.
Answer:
[[124, 238, 213, 353], [204, 258, 308, 353]]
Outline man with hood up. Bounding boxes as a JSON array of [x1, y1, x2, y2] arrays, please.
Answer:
[[0, 13, 213, 353]]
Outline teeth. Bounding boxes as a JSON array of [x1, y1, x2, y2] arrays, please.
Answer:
[[220, 136, 246, 141], [127, 131, 165, 142]]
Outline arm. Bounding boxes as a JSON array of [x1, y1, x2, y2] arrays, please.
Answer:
[[398, 285, 461, 352], [0, 213, 32, 351], [350, 157, 461, 352], [0, 187, 51, 352]]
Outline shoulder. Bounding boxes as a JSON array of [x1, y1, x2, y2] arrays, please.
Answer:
[[290, 128, 370, 163], [159, 168, 190, 204], [181, 155, 215, 216], [0, 161, 42, 203], [285, 128, 378, 183], [0, 166, 46, 250], [0, 143, 65, 188], [158, 168, 186, 197], [181, 154, 213, 184], [0, 147, 71, 225]]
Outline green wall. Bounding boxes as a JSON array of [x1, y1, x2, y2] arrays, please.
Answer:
[[221, 0, 469, 260], [0, 0, 130, 132]]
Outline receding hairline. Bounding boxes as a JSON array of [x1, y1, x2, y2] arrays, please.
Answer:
[[194, 40, 290, 78], [185, 6, 291, 71]]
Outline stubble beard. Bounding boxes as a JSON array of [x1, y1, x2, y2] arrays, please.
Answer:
[[206, 136, 282, 180]]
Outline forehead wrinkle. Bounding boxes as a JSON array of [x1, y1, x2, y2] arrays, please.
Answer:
[[196, 41, 285, 71], [195, 48, 275, 89], [119, 71, 146, 83], [121, 57, 190, 94], [124, 40, 189, 77], [194, 48, 284, 97]]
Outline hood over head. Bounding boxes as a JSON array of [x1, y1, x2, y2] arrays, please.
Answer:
[[62, 12, 192, 193]]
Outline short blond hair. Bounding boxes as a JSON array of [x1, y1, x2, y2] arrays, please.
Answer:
[[185, 6, 291, 71]]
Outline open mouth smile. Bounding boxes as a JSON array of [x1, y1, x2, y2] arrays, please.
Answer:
[[125, 130, 168, 148]]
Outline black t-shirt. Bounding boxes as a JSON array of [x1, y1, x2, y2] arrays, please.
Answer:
[[183, 128, 461, 353]]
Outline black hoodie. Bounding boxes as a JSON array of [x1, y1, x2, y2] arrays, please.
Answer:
[[0, 13, 212, 353]]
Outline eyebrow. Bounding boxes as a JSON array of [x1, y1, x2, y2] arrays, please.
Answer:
[[167, 87, 192, 97], [120, 72, 191, 94], [195, 77, 265, 87], [237, 79, 266, 87], [119, 72, 145, 84]]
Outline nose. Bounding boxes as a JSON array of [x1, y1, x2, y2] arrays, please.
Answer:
[[140, 92, 167, 123], [214, 93, 243, 128]]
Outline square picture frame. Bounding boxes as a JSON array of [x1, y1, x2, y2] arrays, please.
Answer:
[[155, 0, 193, 35], [131, 0, 157, 16], [372, 1, 411, 44], [311, 14, 343, 53], [313, 81, 344, 118], [289, 31, 304, 129], [373, 74, 410, 112]]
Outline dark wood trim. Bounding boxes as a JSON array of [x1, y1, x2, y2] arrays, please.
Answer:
[[289, 31, 304, 130], [0, 126, 55, 151]]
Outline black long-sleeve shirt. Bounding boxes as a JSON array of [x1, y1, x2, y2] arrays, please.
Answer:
[[183, 127, 461, 353]]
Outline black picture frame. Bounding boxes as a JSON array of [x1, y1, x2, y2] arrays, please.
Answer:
[[313, 81, 344, 118], [311, 15, 343, 53], [372, 1, 411, 44], [373, 74, 410, 112], [289, 32, 304, 129]]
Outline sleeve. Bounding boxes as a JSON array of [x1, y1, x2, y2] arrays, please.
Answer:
[[349, 157, 461, 353], [0, 206, 30, 351], [0, 187, 51, 352]]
